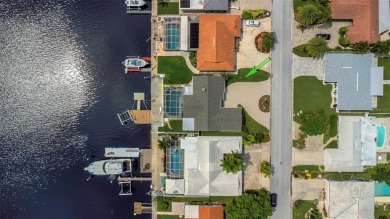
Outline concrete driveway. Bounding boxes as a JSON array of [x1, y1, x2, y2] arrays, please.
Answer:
[[292, 179, 324, 201], [230, 0, 272, 71], [224, 81, 270, 129], [243, 143, 271, 191]]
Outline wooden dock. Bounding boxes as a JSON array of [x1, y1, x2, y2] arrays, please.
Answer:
[[117, 176, 152, 182], [134, 202, 152, 215], [140, 149, 152, 173], [130, 110, 151, 124], [127, 10, 152, 14]]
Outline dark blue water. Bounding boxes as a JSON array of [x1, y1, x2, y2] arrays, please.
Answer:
[[0, 0, 152, 218]]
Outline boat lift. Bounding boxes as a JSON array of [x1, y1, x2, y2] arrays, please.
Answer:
[[117, 92, 152, 125]]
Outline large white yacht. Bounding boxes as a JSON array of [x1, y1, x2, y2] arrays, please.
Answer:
[[84, 159, 132, 176], [124, 0, 146, 8]]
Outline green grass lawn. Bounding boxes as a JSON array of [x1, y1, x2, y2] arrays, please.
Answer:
[[158, 56, 195, 84], [292, 165, 324, 172], [293, 45, 311, 57], [240, 105, 269, 134], [293, 76, 335, 116], [293, 200, 316, 219], [378, 58, 390, 80], [375, 205, 390, 219], [158, 120, 196, 133], [157, 2, 179, 15], [226, 68, 270, 85], [372, 85, 390, 113], [324, 140, 338, 149]]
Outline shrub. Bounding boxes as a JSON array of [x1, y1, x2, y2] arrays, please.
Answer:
[[157, 201, 169, 211], [350, 41, 370, 53], [260, 162, 271, 178], [339, 26, 349, 35], [241, 9, 269, 20], [189, 51, 197, 67], [241, 10, 252, 19], [338, 37, 350, 47], [255, 32, 275, 53], [299, 110, 328, 135]]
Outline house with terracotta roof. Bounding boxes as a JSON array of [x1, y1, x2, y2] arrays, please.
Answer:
[[185, 205, 224, 219], [197, 15, 241, 72], [330, 0, 381, 43]]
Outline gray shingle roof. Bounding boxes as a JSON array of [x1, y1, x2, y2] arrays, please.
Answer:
[[324, 53, 375, 111], [203, 0, 228, 10], [183, 76, 242, 131]]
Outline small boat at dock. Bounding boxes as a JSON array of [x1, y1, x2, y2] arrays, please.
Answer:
[[124, 0, 146, 7], [123, 56, 151, 73]]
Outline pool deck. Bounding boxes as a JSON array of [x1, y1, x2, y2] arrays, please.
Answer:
[[375, 197, 390, 203]]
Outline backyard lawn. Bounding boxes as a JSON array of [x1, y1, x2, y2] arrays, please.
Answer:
[[372, 85, 390, 113], [158, 120, 196, 133], [157, 2, 179, 15], [293, 200, 316, 219], [226, 68, 270, 85], [378, 57, 390, 80], [375, 205, 390, 219], [157, 215, 181, 219], [293, 76, 335, 116], [292, 45, 310, 57], [158, 56, 195, 84]]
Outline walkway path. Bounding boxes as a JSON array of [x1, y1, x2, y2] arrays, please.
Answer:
[[225, 80, 271, 129]]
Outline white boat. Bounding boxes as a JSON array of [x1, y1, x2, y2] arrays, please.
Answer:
[[122, 56, 149, 68], [84, 159, 133, 176], [124, 0, 146, 7]]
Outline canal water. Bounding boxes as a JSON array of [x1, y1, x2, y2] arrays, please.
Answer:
[[0, 0, 152, 218]]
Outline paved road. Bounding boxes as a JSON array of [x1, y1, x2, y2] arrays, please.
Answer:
[[270, 0, 293, 218]]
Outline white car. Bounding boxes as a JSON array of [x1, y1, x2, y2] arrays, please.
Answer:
[[246, 20, 260, 27]]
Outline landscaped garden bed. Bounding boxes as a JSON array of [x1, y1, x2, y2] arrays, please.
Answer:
[[259, 95, 270, 112], [255, 32, 275, 53]]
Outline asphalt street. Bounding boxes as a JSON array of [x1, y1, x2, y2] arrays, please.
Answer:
[[270, 0, 293, 218]]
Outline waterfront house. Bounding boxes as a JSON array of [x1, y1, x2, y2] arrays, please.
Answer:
[[179, 0, 228, 12], [197, 15, 241, 72], [323, 115, 378, 172], [165, 136, 243, 196], [185, 205, 224, 219], [182, 76, 242, 132], [324, 53, 383, 111], [324, 180, 374, 219]]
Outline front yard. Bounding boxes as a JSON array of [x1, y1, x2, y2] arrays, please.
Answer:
[[372, 85, 390, 113], [226, 68, 270, 86], [293, 76, 335, 116], [158, 56, 195, 84], [293, 200, 317, 219]]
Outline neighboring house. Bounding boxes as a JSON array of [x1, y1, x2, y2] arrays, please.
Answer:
[[324, 180, 374, 219], [185, 205, 224, 219], [379, 0, 390, 33], [324, 115, 377, 172], [165, 136, 243, 196], [161, 16, 200, 51], [330, 0, 380, 43], [197, 15, 241, 71], [324, 53, 383, 111], [179, 0, 228, 12], [182, 76, 242, 131]]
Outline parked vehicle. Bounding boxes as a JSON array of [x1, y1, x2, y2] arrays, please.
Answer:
[[245, 20, 260, 27], [271, 193, 277, 207], [316, 34, 331, 40]]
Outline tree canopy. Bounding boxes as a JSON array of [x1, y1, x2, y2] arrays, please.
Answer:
[[225, 190, 273, 219], [260, 162, 271, 178], [306, 37, 329, 58], [296, 4, 331, 26], [220, 151, 243, 174], [299, 110, 328, 135]]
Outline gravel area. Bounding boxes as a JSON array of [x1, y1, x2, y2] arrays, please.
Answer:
[[292, 20, 352, 48], [292, 54, 324, 80]]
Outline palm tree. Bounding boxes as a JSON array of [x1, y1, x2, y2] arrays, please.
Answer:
[[157, 136, 169, 151], [350, 41, 371, 54], [260, 162, 271, 178], [306, 37, 329, 58], [296, 4, 320, 26], [220, 151, 243, 174]]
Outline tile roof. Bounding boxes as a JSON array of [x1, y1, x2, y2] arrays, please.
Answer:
[[199, 205, 224, 219], [183, 76, 242, 131], [330, 0, 380, 44], [197, 15, 241, 71]]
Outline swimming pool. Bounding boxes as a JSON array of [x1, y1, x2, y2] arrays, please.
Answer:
[[165, 23, 180, 50], [166, 91, 181, 117], [377, 125, 386, 148], [375, 182, 390, 196], [170, 149, 181, 174]]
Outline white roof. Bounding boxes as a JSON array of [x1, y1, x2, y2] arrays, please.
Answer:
[[180, 136, 242, 196], [185, 205, 199, 219], [165, 179, 185, 195], [180, 16, 189, 51], [325, 180, 374, 219], [379, 0, 390, 33], [370, 67, 384, 96], [324, 116, 377, 172]]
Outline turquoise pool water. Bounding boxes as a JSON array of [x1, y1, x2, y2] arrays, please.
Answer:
[[171, 149, 181, 174], [375, 182, 390, 196], [167, 91, 180, 117], [377, 125, 386, 148]]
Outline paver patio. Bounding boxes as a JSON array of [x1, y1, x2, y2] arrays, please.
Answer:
[[292, 179, 324, 201], [243, 143, 270, 191]]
